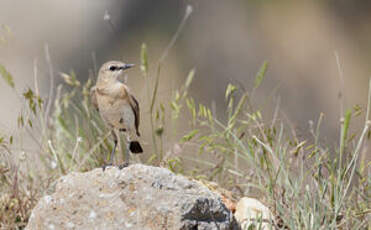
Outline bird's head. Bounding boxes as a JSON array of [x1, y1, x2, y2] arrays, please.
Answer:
[[97, 61, 135, 83]]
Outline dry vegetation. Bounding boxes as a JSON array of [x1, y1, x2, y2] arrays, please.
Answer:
[[0, 8, 370, 230]]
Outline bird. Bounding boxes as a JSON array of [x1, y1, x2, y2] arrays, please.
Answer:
[[90, 60, 143, 170]]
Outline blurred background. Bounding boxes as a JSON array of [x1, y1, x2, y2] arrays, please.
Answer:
[[1, 0, 371, 145]]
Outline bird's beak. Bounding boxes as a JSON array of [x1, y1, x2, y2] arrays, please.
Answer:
[[120, 64, 135, 70]]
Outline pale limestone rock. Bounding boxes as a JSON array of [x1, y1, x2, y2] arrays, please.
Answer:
[[26, 164, 238, 230], [234, 197, 273, 230]]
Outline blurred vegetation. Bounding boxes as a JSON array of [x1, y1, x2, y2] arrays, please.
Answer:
[[0, 10, 370, 230]]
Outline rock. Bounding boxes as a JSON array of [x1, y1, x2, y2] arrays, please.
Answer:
[[26, 164, 239, 230], [199, 180, 237, 214], [234, 197, 273, 230]]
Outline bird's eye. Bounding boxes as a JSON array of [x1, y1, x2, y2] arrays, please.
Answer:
[[109, 66, 117, 71]]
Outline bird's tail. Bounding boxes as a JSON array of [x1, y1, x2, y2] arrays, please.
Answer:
[[129, 141, 143, 154]]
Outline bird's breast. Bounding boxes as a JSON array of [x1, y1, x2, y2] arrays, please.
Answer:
[[97, 95, 134, 129]]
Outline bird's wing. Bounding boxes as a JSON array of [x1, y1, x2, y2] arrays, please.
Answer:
[[90, 86, 99, 111], [128, 93, 140, 137]]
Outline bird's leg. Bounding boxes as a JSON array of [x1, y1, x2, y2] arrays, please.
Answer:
[[119, 134, 131, 169], [118, 142, 130, 169], [102, 130, 118, 171], [109, 139, 117, 165]]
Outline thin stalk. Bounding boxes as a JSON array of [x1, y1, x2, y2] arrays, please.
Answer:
[[44, 44, 55, 124], [158, 5, 193, 64]]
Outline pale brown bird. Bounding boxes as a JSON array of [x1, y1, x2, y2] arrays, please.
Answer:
[[90, 60, 143, 170]]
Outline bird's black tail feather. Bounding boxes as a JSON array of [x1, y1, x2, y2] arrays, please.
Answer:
[[129, 141, 143, 154]]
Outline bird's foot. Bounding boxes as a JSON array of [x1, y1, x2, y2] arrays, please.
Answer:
[[118, 162, 129, 170], [102, 163, 113, 171]]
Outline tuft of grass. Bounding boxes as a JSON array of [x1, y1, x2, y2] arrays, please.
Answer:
[[175, 66, 370, 229]]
